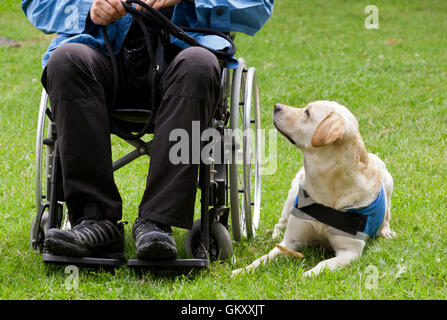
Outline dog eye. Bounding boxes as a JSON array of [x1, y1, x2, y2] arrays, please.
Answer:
[[304, 109, 310, 118]]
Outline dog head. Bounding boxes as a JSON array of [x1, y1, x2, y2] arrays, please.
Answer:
[[273, 100, 368, 162]]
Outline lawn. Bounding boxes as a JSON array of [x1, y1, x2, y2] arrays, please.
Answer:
[[0, 0, 446, 300]]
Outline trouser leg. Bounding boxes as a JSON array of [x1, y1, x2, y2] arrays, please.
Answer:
[[138, 47, 221, 229], [41, 43, 122, 225]]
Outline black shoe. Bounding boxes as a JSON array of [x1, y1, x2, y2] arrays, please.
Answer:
[[43, 219, 125, 260], [132, 218, 177, 260]]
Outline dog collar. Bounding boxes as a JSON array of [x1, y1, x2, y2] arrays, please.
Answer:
[[290, 184, 386, 239]]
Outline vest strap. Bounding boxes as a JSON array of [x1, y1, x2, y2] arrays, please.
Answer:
[[291, 186, 368, 237]]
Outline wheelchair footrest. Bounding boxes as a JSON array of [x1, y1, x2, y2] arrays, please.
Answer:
[[127, 258, 209, 269], [42, 253, 124, 268]]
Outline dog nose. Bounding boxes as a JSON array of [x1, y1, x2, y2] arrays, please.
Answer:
[[274, 104, 282, 114]]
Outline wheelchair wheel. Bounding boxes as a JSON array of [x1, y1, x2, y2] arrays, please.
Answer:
[[185, 219, 233, 261], [31, 90, 51, 250], [31, 89, 67, 251], [228, 59, 262, 241]]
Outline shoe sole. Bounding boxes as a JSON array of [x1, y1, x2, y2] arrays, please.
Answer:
[[44, 238, 125, 261], [136, 232, 178, 260], [44, 238, 87, 257]]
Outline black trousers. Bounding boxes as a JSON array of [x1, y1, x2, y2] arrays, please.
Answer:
[[41, 30, 221, 229]]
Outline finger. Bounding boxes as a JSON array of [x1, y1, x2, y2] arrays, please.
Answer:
[[139, 0, 155, 11], [152, 0, 165, 10], [90, 4, 111, 25], [153, 0, 182, 10], [106, 0, 127, 17], [92, 7, 115, 25], [91, 14, 108, 26], [100, 0, 122, 20]]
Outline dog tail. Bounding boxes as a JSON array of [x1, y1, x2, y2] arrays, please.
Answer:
[[275, 244, 304, 258]]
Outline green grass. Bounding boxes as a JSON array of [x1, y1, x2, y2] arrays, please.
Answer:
[[0, 0, 446, 299]]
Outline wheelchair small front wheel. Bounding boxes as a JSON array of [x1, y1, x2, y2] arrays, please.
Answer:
[[185, 219, 233, 261], [30, 211, 46, 251]]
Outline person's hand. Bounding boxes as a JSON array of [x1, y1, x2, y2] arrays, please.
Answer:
[[90, 0, 127, 26], [136, 0, 183, 11]]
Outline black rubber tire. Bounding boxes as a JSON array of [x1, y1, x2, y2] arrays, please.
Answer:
[[185, 219, 233, 261]]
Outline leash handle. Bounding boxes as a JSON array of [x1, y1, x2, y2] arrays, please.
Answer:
[[102, 0, 237, 140], [102, 20, 159, 141], [123, 0, 236, 59]]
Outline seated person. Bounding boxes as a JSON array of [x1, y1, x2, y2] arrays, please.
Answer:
[[22, 0, 273, 261]]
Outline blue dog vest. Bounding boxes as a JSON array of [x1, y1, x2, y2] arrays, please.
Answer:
[[291, 185, 386, 239]]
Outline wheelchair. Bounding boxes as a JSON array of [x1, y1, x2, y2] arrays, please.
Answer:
[[30, 56, 262, 269]]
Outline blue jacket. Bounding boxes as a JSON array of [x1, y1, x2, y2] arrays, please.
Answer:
[[21, 0, 274, 68]]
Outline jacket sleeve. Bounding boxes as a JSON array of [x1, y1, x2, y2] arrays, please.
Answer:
[[174, 0, 274, 36], [21, 0, 93, 35]]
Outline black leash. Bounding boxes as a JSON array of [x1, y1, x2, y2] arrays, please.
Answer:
[[102, 0, 236, 140]]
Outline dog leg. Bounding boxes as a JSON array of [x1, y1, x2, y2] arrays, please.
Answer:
[[272, 168, 304, 239], [231, 246, 283, 277], [301, 235, 365, 278], [378, 169, 396, 238], [378, 205, 395, 238]]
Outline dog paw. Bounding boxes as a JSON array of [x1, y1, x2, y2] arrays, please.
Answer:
[[301, 262, 333, 279], [378, 228, 396, 239], [271, 228, 282, 239], [301, 269, 317, 279], [231, 268, 243, 278], [301, 264, 324, 279], [271, 222, 287, 239]]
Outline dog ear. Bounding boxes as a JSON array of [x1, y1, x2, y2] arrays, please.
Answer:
[[311, 112, 344, 147]]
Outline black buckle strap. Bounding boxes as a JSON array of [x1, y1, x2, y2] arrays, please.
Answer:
[[299, 195, 368, 236]]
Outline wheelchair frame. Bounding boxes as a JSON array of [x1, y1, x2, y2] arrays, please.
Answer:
[[30, 57, 262, 269]]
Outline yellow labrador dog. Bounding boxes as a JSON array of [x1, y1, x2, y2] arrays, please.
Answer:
[[232, 100, 395, 278]]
